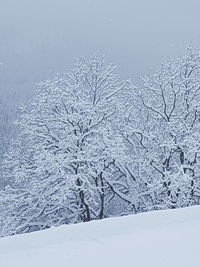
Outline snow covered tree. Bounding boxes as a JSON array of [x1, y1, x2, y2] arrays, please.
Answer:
[[2, 55, 135, 233], [3, 49, 200, 237], [125, 48, 200, 209]]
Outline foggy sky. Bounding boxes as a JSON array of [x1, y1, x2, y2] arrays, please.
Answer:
[[1, 0, 200, 102]]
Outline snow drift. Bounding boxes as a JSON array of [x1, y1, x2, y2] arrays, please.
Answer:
[[0, 206, 200, 267]]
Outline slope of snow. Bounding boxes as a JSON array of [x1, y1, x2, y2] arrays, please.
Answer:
[[0, 206, 200, 267]]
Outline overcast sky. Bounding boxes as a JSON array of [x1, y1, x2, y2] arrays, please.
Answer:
[[1, 0, 200, 101]]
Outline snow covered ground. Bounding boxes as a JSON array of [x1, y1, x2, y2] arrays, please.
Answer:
[[0, 206, 200, 267]]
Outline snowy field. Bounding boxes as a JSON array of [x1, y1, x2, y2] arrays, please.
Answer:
[[0, 206, 200, 267]]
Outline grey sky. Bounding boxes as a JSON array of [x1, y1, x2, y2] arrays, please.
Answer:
[[1, 0, 200, 101]]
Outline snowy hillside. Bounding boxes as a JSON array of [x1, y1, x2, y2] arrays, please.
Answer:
[[0, 206, 200, 267]]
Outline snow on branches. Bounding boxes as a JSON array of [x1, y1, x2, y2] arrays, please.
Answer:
[[1, 49, 200, 237]]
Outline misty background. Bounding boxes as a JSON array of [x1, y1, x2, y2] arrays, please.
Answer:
[[1, 0, 200, 104], [1, 0, 200, 242]]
